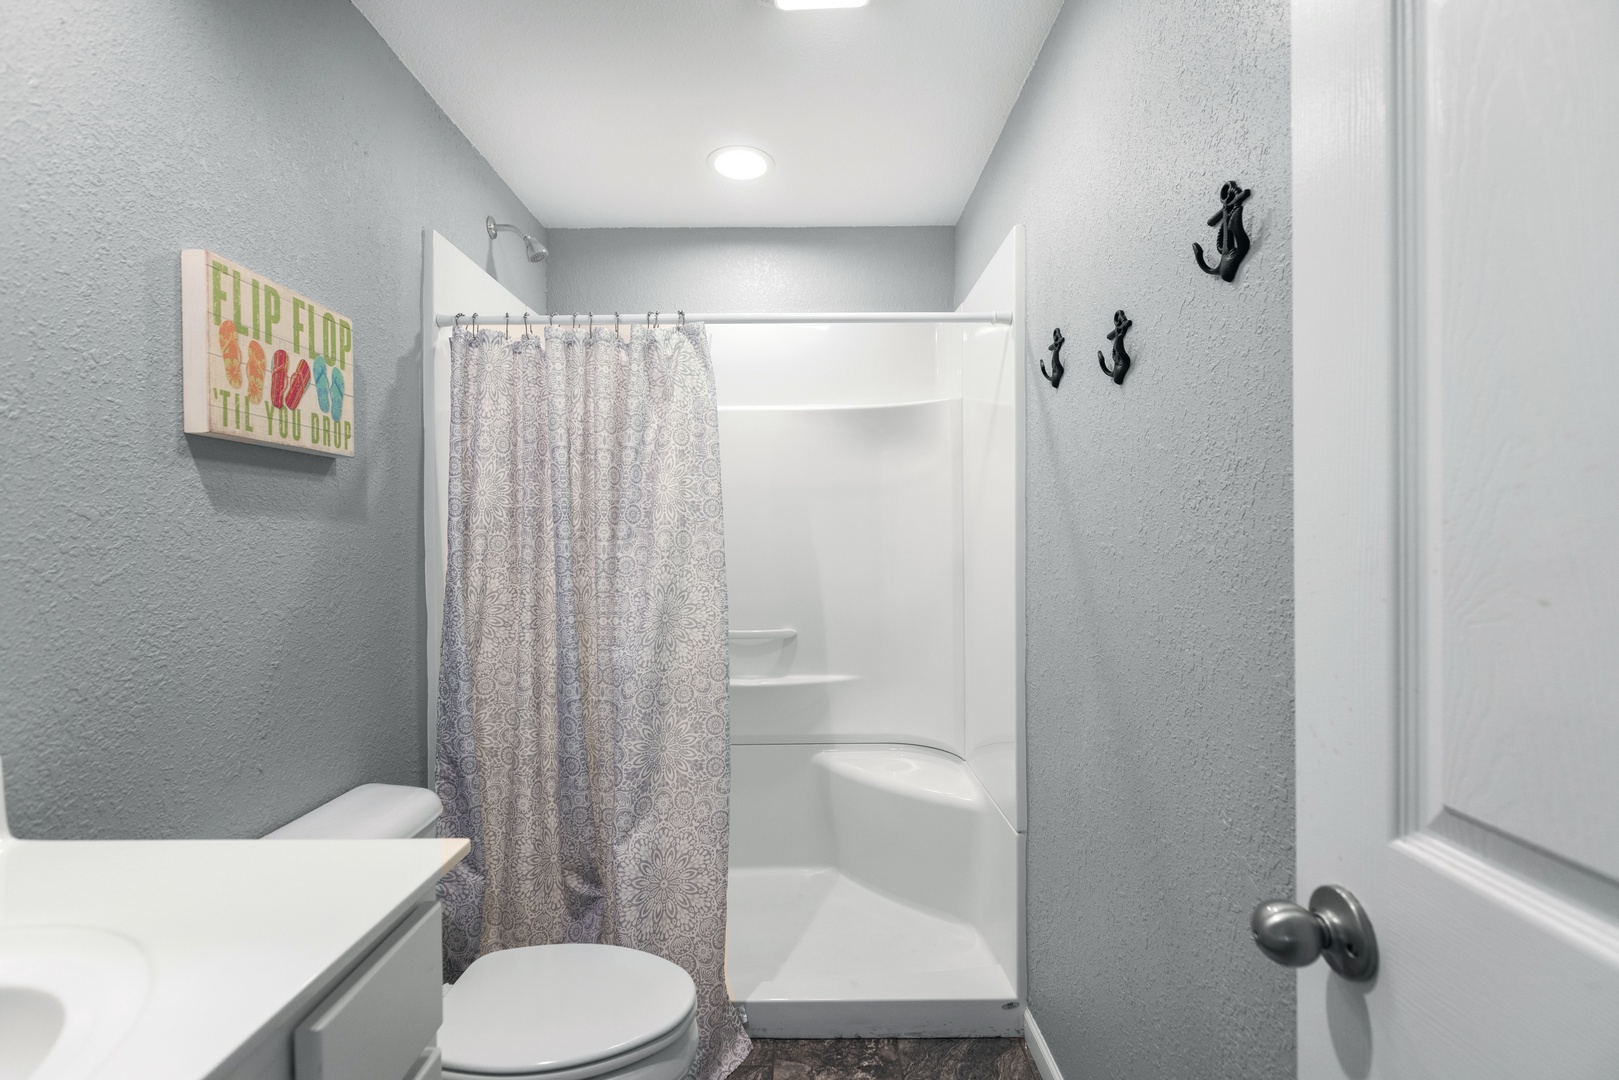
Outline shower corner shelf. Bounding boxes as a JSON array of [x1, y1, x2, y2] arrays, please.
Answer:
[[727, 674, 857, 689], [728, 628, 798, 642]]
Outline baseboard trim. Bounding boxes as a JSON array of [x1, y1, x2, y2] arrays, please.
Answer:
[[739, 998, 1021, 1038], [1023, 1008, 1064, 1080]]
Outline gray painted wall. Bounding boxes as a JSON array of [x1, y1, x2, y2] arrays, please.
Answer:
[[955, 1, 1295, 1077], [545, 227, 954, 314], [0, 0, 545, 839]]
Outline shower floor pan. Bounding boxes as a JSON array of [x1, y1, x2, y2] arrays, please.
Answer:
[[727, 866, 1019, 1038]]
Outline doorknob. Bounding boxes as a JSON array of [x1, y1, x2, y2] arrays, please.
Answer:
[[1251, 884, 1378, 981]]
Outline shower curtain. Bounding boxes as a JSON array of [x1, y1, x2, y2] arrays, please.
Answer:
[[436, 324, 748, 1080]]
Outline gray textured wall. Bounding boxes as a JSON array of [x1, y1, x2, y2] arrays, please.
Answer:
[[955, 1, 1295, 1077], [0, 0, 545, 839], [545, 227, 954, 314]]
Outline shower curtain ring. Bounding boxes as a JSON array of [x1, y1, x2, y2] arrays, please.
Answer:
[[678, 310, 685, 328], [454, 312, 464, 330], [646, 311, 653, 329], [549, 312, 555, 327], [615, 312, 621, 335], [471, 313, 479, 331], [505, 312, 510, 338], [523, 312, 530, 336], [589, 313, 594, 333], [572, 312, 579, 330]]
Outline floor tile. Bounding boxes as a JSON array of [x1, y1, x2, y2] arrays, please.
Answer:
[[738, 1038, 775, 1068], [729, 1036, 1040, 1080], [897, 1038, 1041, 1080], [769, 1038, 902, 1080]]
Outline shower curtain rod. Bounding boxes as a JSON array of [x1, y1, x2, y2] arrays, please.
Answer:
[[433, 310, 1013, 328]]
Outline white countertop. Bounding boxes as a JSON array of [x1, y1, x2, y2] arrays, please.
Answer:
[[0, 834, 468, 1080]]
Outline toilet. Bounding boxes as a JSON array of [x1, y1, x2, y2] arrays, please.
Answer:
[[266, 784, 701, 1080]]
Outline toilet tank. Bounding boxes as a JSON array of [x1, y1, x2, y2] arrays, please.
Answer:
[[264, 784, 442, 840]]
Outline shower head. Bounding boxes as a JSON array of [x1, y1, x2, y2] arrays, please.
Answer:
[[486, 215, 548, 262]]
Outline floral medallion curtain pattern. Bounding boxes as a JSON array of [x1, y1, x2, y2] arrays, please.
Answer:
[[436, 324, 746, 1080]]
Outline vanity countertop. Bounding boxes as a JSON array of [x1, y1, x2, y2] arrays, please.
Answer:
[[0, 834, 468, 1080]]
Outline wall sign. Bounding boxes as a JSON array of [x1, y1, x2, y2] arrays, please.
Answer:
[[182, 250, 355, 456]]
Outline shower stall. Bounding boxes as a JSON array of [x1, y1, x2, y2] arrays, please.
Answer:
[[423, 225, 1025, 1041], [716, 229, 1025, 1037]]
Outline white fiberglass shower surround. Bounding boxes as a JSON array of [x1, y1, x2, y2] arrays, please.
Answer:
[[422, 227, 1026, 1039], [717, 231, 1025, 1037]]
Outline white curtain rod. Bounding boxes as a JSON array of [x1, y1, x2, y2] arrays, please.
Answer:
[[433, 310, 1013, 328]]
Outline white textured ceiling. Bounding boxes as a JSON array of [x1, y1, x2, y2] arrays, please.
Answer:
[[352, 0, 1062, 228]]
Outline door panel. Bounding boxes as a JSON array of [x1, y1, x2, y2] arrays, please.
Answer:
[[1432, 0, 1619, 883], [1294, 0, 1619, 1075]]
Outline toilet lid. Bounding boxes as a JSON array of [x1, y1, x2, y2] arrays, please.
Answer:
[[440, 944, 697, 1076]]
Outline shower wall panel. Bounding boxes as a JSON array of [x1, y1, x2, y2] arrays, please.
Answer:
[[718, 402, 963, 754], [713, 322, 965, 755], [710, 324, 949, 408], [713, 286, 1023, 1036], [944, 228, 1025, 831]]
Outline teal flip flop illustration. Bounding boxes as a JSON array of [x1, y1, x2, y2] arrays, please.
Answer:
[[329, 365, 345, 425], [313, 356, 330, 413]]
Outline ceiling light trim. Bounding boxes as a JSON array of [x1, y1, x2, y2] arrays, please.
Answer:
[[709, 146, 774, 181], [773, 0, 870, 10]]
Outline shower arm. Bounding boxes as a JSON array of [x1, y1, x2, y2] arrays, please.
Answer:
[[487, 216, 548, 263]]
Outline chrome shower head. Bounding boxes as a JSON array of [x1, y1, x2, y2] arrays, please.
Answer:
[[486, 215, 548, 263]]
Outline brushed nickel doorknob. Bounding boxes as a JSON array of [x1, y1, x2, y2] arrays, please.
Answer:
[[1251, 884, 1378, 981]]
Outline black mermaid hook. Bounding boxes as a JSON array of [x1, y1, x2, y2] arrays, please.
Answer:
[[1042, 328, 1066, 388], [1193, 180, 1253, 282], [1098, 310, 1132, 385]]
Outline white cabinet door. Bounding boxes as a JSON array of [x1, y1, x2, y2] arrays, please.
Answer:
[[1293, 0, 1619, 1075], [294, 902, 443, 1080]]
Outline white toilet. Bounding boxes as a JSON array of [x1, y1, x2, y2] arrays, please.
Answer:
[[267, 784, 701, 1080]]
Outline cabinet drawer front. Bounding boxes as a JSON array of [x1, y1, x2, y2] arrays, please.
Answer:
[[403, 1048, 442, 1080], [295, 901, 442, 1080]]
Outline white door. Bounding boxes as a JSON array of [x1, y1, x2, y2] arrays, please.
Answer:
[[1292, 0, 1619, 1076]]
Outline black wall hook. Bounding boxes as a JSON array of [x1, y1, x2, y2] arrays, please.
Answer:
[[1193, 180, 1252, 282], [1098, 310, 1132, 385], [1042, 329, 1066, 387]]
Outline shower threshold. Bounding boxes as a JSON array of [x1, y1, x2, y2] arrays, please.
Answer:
[[727, 866, 1019, 1038]]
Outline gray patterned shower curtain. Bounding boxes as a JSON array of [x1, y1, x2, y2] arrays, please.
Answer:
[[436, 324, 747, 1080]]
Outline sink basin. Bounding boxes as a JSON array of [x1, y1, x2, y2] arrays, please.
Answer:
[[0, 927, 149, 1080], [0, 987, 64, 1079]]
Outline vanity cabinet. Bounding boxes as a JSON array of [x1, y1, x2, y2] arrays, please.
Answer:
[[0, 808, 467, 1080], [212, 899, 445, 1080], [295, 901, 443, 1080]]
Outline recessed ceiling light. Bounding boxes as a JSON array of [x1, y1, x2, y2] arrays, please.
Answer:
[[709, 146, 773, 181], [773, 0, 869, 9]]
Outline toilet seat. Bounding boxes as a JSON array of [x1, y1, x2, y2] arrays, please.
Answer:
[[438, 943, 698, 1080], [441, 1014, 698, 1080]]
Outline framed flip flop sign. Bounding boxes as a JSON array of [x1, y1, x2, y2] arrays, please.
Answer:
[[182, 250, 354, 456]]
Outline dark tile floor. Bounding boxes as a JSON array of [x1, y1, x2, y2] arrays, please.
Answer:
[[732, 1038, 1040, 1080]]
